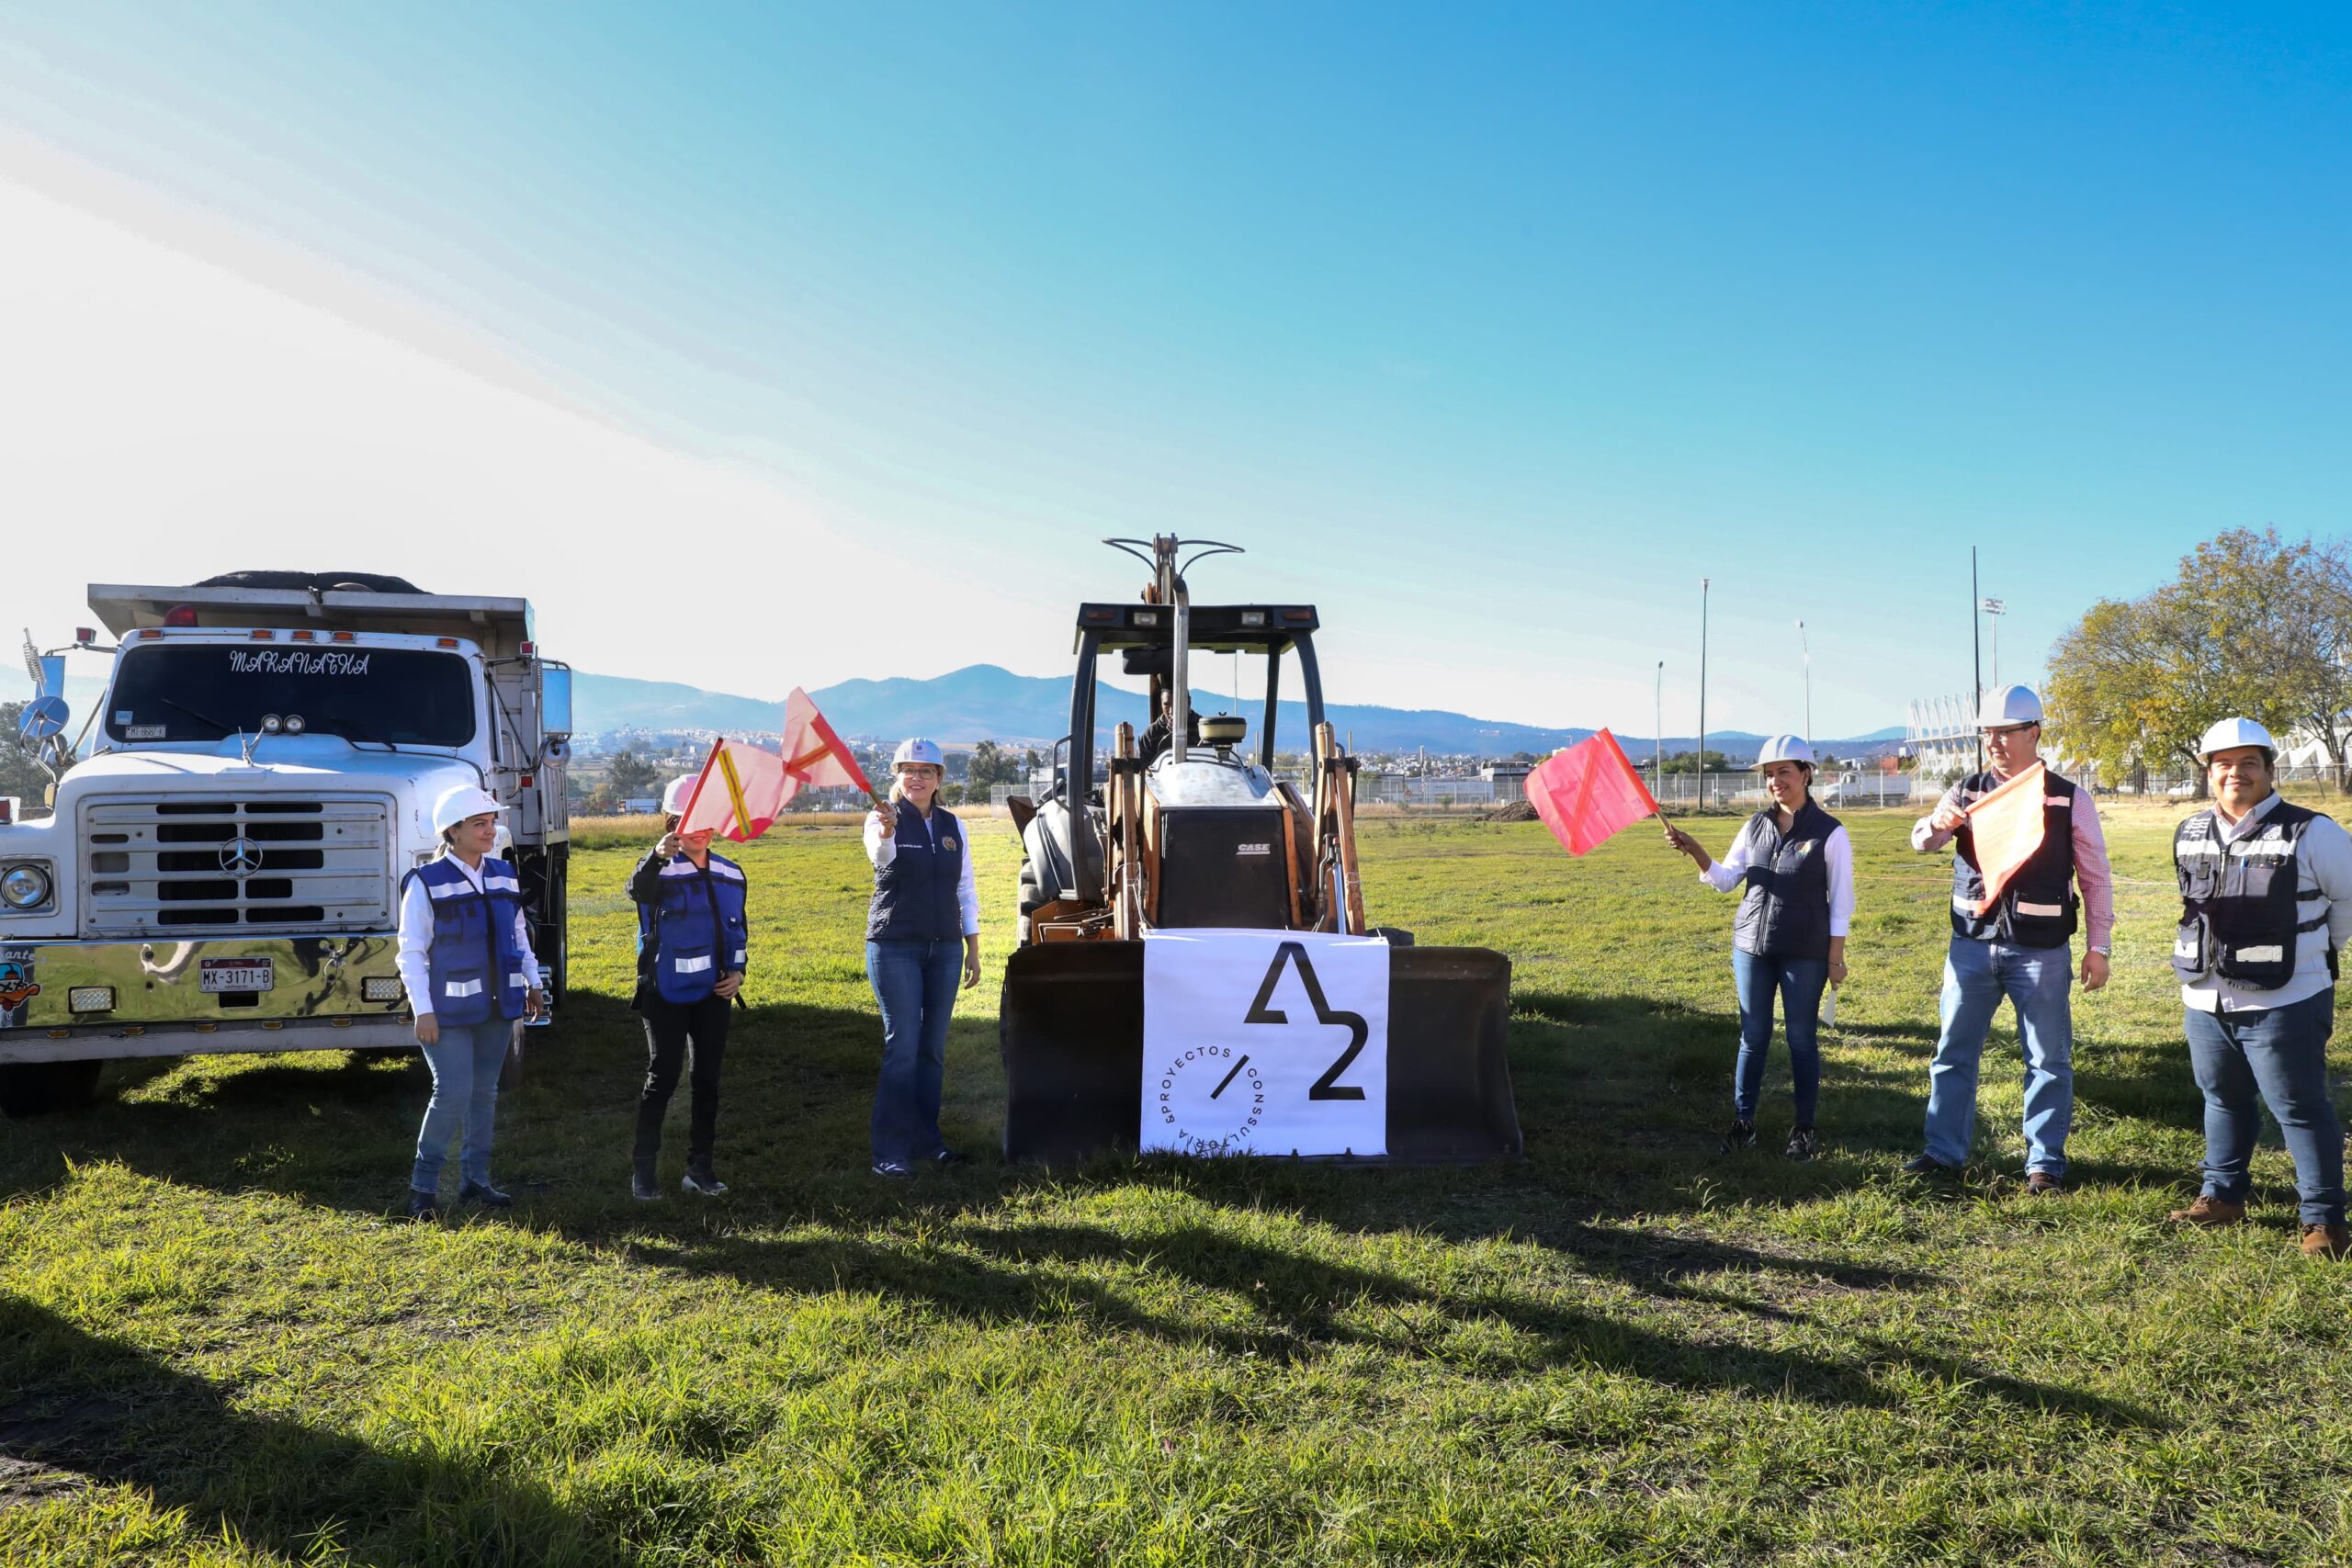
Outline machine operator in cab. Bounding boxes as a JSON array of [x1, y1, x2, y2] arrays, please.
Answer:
[[396, 784, 546, 1220], [1665, 735, 1854, 1161], [626, 775, 749, 1201], [863, 739, 981, 1179], [2165, 718, 2352, 1260], [1903, 685, 2112, 1193]]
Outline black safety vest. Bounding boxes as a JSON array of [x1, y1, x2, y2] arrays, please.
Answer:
[[867, 801, 966, 942], [1950, 769, 2079, 948], [2172, 798, 2331, 990], [1730, 799, 1841, 961]]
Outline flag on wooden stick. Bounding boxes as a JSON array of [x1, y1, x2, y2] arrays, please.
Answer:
[[677, 689, 878, 842], [1525, 728, 1661, 856], [1960, 761, 2049, 914]]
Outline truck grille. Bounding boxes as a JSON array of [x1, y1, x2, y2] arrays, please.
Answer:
[[81, 795, 394, 935]]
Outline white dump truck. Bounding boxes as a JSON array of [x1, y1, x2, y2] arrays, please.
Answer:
[[0, 572, 571, 1116]]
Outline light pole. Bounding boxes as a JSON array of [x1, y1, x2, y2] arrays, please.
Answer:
[[1698, 579, 1711, 809], [1654, 660, 1665, 795], [1979, 597, 2007, 687], [1795, 619, 1811, 745]]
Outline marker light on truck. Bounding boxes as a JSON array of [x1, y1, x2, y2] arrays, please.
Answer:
[[361, 977, 405, 1003], [68, 987, 115, 1013], [0, 863, 51, 908]]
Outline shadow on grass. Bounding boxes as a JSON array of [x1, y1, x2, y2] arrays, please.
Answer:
[[0, 1295, 620, 1564]]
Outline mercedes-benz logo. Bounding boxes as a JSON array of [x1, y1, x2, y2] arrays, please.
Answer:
[[220, 837, 263, 877]]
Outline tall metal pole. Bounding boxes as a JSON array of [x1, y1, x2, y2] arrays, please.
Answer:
[[1972, 547, 1984, 774], [1699, 579, 1710, 810], [1654, 660, 1665, 795], [1796, 619, 1811, 744]]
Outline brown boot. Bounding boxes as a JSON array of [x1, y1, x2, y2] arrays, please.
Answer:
[[2301, 1223, 2351, 1260], [2167, 1194, 2246, 1227]]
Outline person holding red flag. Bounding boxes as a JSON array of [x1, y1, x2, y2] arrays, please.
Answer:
[[1664, 735, 1853, 1160], [863, 738, 981, 1178], [1903, 684, 2112, 1193], [626, 773, 749, 1201]]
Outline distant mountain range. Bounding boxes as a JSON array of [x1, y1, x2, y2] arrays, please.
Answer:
[[3, 663, 1903, 759], [576, 665, 1905, 758]]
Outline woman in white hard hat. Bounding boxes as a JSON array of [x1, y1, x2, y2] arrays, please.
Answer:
[[862, 738, 981, 1178], [2165, 716, 2352, 1259], [394, 783, 546, 1219], [1664, 735, 1853, 1159], [624, 773, 750, 1201]]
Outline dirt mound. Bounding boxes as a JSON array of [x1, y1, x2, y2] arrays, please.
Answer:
[[1482, 800, 1539, 822]]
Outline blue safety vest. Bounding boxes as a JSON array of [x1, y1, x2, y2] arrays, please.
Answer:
[[403, 853, 532, 1025], [638, 852, 750, 1004], [867, 801, 964, 942]]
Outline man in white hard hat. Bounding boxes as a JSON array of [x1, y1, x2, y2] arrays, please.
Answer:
[[1903, 684, 2113, 1193], [2164, 717, 2352, 1259]]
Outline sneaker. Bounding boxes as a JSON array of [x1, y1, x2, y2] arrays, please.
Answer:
[[2301, 1222, 2351, 1260], [1720, 1119, 1758, 1153], [1783, 1126, 1817, 1162], [2025, 1170, 2064, 1197], [1901, 1154, 1956, 1177], [459, 1179, 514, 1209], [930, 1147, 968, 1167], [682, 1166, 729, 1197], [631, 1162, 661, 1202], [871, 1159, 913, 1179], [405, 1188, 440, 1221], [2166, 1194, 2247, 1227]]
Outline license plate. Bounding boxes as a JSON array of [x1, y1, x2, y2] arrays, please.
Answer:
[[198, 959, 275, 994]]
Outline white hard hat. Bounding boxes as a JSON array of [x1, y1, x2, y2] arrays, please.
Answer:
[[1976, 684, 2043, 729], [662, 775, 697, 817], [2197, 716, 2278, 763], [893, 737, 944, 770], [1754, 734, 1815, 770], [431, 784, 506, 834]]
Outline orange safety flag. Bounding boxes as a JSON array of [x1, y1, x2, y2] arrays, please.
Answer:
[[1525, 728, 1661, 857], [1960, 760, 2049, 914], [677, 689, 878, 843]]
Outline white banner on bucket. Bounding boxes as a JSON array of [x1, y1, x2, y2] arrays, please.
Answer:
[[1141, 929, 1389, 1157]]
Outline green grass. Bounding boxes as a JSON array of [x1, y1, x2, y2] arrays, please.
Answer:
[[6, 801, 2352, 1564]]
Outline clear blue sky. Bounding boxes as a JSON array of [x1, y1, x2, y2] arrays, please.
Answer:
[[3, 4, 2347, 739]]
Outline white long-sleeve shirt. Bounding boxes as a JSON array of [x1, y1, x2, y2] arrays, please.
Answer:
[[395, 852, 543, 1018], [864, 807, 982, 938], [2179, 792, 2352, 1014], [1698, 817, 1856, 938]]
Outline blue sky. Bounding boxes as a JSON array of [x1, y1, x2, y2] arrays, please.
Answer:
[[3, 4, 2347, 739]]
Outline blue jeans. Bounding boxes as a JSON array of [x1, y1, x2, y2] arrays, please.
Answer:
[[2183, 990, 2345, 1226], [1731, 949, 1827, 1124], [1921, 937, 2074, 1175], [413, 1017, 512, 1192], [866, 939, 961, 1165]]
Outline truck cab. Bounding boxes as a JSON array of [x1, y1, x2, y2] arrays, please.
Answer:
[[0, 572, 571, 1115]]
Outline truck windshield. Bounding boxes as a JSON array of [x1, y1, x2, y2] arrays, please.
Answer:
[[103, 645, 478, 747]]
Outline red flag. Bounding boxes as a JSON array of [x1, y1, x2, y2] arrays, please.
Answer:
[[677, 738, 790, 842], [1525, 729, 1661, 856], [776, 686, 876, 800], [1961, 761, 2049, 914], [677, 689, 877, 843]]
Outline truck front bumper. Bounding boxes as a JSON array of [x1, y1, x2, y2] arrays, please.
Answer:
[[0, 934, 415, 1063]]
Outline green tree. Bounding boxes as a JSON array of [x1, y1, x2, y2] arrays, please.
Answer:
[[967, 740, 1017, 791], [605, 749, 663, 803], [2047, 528, 2346, 794], [0, 702, 52, 807]]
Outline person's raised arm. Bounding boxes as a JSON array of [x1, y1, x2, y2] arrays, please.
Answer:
[[1913, 782, 1967, 852], [865, 806, 898, 868]]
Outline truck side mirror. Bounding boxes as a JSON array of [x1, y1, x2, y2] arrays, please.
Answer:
[[538, 663, 572, 739], [18, 694, 68, 741]]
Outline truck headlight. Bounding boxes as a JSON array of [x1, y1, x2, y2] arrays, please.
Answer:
[[0, 863, 51, 909]]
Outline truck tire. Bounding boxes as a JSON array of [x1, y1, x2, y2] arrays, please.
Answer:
[[0, 1060, 105, 1118]]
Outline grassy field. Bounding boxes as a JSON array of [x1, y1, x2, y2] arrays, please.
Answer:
[[6, 798, 2352, 1564]]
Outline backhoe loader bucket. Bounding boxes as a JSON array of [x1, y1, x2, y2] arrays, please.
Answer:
[[1000, 942, 1522, 1165]]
